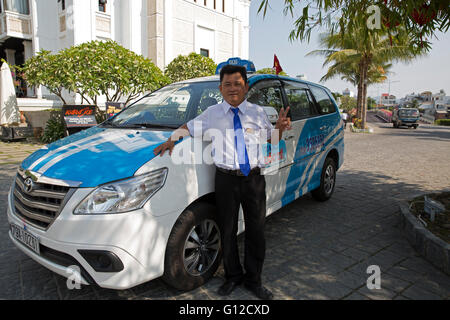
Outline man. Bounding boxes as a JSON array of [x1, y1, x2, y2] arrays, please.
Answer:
[[154, 65, 291, 299], [341, 110, 348, 129]]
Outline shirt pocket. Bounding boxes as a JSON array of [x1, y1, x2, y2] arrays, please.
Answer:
[[243, 125, 264, 144]]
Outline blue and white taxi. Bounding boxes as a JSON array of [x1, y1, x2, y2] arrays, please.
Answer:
[[7, 58, 344, 290]]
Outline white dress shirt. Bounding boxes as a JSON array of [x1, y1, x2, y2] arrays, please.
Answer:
[[186, 100, 274, 170]]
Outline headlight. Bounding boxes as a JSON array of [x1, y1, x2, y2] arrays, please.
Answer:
[[74, 168, 168, 214]]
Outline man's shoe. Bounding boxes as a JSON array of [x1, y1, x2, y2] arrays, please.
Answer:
[[244, 283, 274, 300], [218, 280, 242, 296]]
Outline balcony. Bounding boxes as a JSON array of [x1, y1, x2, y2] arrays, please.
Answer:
[[0, 0, 32, 41], [95, 11, 111, 39]]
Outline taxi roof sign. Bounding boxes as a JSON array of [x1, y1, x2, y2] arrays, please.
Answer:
[[215, 57, 256, 75]]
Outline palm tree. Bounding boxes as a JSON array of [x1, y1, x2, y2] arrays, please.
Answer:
[[308, 18, 424, 128]]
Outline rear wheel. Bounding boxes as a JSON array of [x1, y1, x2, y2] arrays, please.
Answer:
[[162, 203, 221, 291], [312, 157, 337, 202]]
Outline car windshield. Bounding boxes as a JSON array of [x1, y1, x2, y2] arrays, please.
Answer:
[[107, 81, 223, 128], [399, 109, 419, 117]]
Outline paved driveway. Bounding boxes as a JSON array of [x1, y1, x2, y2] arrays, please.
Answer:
[[1, 113, 449, 300]]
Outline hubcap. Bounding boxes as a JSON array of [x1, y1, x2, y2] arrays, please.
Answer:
[[183, 219, 221, 276], [324, 164, 335, 195]]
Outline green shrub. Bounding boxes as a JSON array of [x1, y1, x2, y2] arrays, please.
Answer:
[[435, 119, 450, 126], [165, 52, 216, 83], [41, 109, 65, 144]]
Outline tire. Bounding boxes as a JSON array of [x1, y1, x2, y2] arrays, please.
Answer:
[[162, 202, 221, 291], [413, 125, 418, 129], [312, 157, 337, 202], [393, 121, 398, 128]]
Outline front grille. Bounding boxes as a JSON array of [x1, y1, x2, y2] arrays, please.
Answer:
[[12, 172, 71, 230]]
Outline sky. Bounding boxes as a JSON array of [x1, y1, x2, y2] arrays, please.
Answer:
[[248, 1, 450, 99]]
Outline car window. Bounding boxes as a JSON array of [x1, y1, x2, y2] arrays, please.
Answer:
[[247, 80, 284, 113], [284, 81, 318, 120], [110, 81, 221, 127], [196, 88, 223, 116], [309, 86, 337, 115]]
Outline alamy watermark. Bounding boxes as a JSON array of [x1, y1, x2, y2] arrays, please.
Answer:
[[66, 265, 82, 290], [366, 5, 382, 30], [366, 265, 381, 290]]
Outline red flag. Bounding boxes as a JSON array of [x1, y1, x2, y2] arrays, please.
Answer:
[[273, 54, 283, 75]]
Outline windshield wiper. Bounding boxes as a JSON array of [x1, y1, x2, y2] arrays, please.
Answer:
[[100, 120, 120, 128]]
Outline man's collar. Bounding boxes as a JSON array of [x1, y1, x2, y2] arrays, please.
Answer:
[[222, 100, 248, 115]]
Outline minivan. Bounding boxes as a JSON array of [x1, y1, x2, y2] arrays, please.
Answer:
[[7, 68, 344, 290]]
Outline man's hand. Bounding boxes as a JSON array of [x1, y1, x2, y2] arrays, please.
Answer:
[[153, 139, 176, 157], [276, 106, 292, 132], [153, 124, 190, 157]]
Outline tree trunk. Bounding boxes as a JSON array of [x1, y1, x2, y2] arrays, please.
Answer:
[[360, 58, 370, 129], [362, 80, 368, 129], [356, 61, 364, 120]]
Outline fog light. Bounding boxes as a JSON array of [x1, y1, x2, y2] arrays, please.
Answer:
[[78, 250, 124, 273]]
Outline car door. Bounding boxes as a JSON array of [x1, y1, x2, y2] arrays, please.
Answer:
[[279, 80, 323, 206], [305, 85, 342, 191], [246, 79, 291, 209]]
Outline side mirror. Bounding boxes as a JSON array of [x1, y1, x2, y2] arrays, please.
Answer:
[[263, 106, 279, 124]]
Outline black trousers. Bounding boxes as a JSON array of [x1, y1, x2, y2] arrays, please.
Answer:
[[215, 168, 266, 286]]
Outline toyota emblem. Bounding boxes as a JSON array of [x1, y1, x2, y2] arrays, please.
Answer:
[[24, 177, 34, 193]]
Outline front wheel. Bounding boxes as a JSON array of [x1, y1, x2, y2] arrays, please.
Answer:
[[312, 157, 337, 202], [162, 202, 222, 291]]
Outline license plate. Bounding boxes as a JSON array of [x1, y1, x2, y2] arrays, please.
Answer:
[[10, 223, 40, 255]]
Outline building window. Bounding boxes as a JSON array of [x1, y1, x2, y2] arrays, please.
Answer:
[[99, 0, 107, 12], [4, 0, 30, 15], [204, 0, 207, 5], [200, 49, 209, 58], [222, 0, 225, 13], [214, 0, 216, 9], [57, 0, 66, 11]]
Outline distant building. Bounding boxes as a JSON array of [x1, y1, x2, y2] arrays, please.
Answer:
[[342, 88, 354, 97], [432, 90, 450, 119], [380, 93, 396, 107]]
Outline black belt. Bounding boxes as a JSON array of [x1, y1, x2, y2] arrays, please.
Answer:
[[216, 166, 261, 176]]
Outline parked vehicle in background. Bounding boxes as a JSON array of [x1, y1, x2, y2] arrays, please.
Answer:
[[392, 107, 420, 129]]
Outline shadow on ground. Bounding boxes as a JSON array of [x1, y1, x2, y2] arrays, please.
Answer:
[[1, 164, 449, 300]]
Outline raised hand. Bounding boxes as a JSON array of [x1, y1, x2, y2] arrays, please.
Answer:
[[276, 106, 292, 132]]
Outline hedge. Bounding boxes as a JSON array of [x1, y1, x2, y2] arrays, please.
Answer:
[[435, 119, 450, 126]]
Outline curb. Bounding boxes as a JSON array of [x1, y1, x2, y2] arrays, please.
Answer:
[[350, 123, 374, 133], [398, 201, 450, 276]]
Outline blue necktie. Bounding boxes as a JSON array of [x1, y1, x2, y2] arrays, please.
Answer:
[[231, 108, 251, 176]]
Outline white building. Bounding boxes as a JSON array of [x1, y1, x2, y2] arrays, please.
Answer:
[[380, 93, 396, 107], [0, 0, 250, 101]]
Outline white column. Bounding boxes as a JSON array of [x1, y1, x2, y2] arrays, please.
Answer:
[[23, 40, 34, 97], [30, 0, 42, 98]]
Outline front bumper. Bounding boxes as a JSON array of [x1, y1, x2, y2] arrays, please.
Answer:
[[7, 185, 178, 290]]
